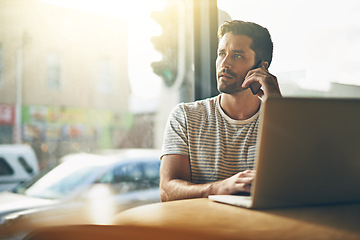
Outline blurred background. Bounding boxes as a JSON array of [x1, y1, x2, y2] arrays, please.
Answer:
[[0, 0, 360, 183], [1, 0, 360, 237]]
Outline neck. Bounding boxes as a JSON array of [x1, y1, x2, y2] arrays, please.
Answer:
[[219, 91, 261, 120]]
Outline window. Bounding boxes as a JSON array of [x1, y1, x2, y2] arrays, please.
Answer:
[[99, 162, 144, 193], [113, 163, 142, 183], [0, 43, 3, 85], [18, 156, 34, 175], [143, 161, 160, 188], [0, 0, 193, 172], [46, 53, 61, 89], [217, 0, 360, 98], [0, 157, 14, 176], [98, 160, 160, 193], [97, 59, 115, 94], [25, 165, 102, 199]]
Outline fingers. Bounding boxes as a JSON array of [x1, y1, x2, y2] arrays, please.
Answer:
[[216, 170, 256, 195], [241, 183, 252, 193], [242, 67, 267, 89], [243, 66, 281, 100], [234, 181, 252, 193], [236, 170, 255, 184], [238, 169, 255, 177]]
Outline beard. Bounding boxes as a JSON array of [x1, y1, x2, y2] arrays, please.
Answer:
[[217, 69, 247, 94], [218, 81, 246, 94]]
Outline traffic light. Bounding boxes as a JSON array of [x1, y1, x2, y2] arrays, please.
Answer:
[[151, 2, 179, 87]]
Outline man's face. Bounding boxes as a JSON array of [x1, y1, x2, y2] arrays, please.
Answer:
[[216, 33, 256, 94]]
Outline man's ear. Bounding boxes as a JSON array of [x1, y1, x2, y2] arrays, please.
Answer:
[[260, 61, 269, 70]]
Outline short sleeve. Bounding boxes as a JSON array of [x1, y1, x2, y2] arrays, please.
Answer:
[[160, 103, 189, 159]]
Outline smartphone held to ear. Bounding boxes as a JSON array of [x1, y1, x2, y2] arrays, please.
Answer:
[[250, 81, 262, 95], [249, 60, 263, 95]]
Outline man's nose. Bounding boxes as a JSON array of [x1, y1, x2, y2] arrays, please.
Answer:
[[221, 55, 231, 69]]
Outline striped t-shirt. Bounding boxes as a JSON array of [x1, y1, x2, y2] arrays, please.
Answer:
[[161, 95, 260, 184]]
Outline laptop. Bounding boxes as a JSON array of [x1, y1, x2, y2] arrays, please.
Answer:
[[209, 97, 360, 209]]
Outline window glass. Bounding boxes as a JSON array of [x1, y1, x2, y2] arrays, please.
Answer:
[[98, 160, 161, 193], [218, 0, 360, 98], [0, 43, 3, 85], [46, 53, 61, 89], [0, 157, 14, 176], [18, 156, 34, 175], [98, 162, 144, 193], [113, 163, 142, 183], [0, 0, 193, 172], [143, 162, 160, 179], [97, 59, 115, 94], [24, 162, 102, 199], [143, 161, 160, 188]]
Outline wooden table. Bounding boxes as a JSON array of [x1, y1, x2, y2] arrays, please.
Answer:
[[112, 198, 360, 240], [25, 198, 360, 240]]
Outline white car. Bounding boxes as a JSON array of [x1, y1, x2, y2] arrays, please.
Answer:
[[0, 145, 39, 192], [0, 149, 161, 239]]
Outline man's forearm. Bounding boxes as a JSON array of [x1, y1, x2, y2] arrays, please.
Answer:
[[160, 170, 254, 202], [160, 179, 215, 202]]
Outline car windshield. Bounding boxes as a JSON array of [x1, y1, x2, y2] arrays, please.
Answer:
[[23, 161, 105, 199]]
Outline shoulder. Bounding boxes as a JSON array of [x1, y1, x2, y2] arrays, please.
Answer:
[[175, 95, 218, 115], [167, 96, 219, 126]]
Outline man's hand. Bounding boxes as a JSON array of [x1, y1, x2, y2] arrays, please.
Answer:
[[242, 62, 281, 100], [160, 154, 256, 201], [210, 170, 255, 195]]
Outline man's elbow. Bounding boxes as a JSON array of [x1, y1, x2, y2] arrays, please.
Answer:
[[159, 179, 173, 202], [160, 187, 169, 202]]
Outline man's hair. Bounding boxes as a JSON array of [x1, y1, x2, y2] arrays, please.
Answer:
[[218, 20, 273, 65]]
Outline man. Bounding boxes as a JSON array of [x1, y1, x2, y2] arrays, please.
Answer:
[[160, 20, 282, 202]]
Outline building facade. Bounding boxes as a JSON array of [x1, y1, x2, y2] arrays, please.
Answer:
[[0, 0, 131, 168]]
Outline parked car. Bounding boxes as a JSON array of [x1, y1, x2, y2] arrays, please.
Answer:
[[0, 148, 161, 239], [0, 145, 39, 192]]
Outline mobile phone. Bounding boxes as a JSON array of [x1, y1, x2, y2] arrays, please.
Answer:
[[249, 60, 262, 95]]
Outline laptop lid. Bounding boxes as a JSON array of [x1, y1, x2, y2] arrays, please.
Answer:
[[250, 97, 360, 208], [210, 97, 360, 209]]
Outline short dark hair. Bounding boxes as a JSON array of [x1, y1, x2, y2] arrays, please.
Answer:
[[218, 20, 273, 65]]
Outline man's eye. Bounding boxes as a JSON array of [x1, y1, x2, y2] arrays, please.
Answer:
[[234, 54, 243, 59], [218, 52, 225, 57]]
